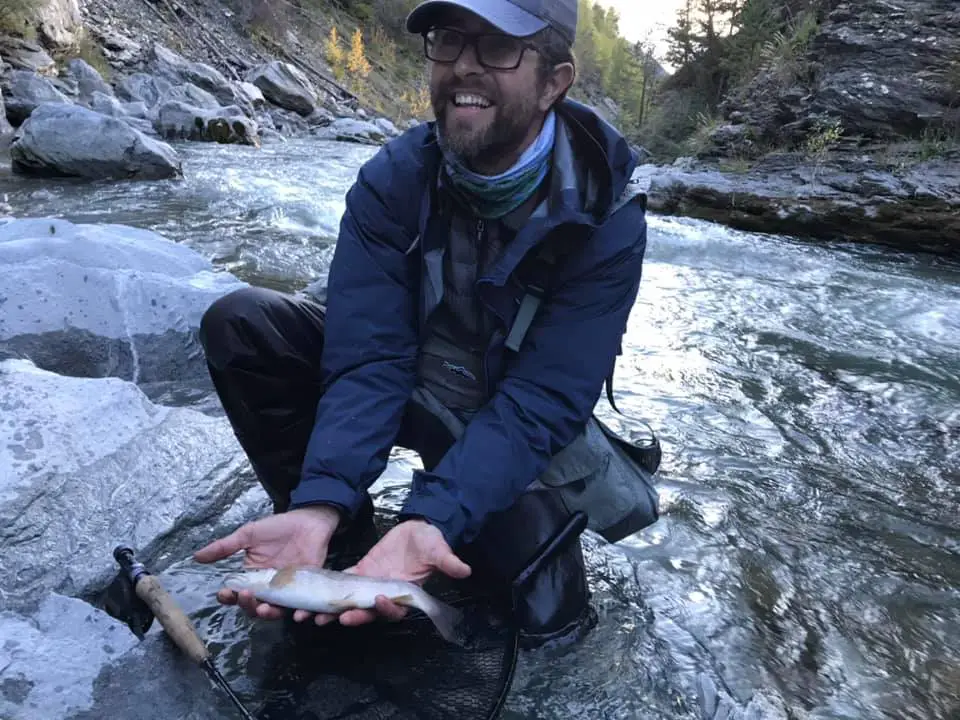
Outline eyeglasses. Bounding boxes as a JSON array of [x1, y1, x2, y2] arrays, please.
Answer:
[[423, 27, 538, 71]]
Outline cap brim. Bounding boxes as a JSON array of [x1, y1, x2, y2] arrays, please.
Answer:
[[406, 0, 548, 38]]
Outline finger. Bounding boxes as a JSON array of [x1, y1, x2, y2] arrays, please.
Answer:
[[339, 609, 378, 626], [256, 602, 285, 620], [437, 551, 472, 580], [237, 591, 260, 618], [314, 613, 338, 626], [193, 526, 249, 564], [216, 588, 239, 606], [375, 595, 408, 622], [292, 609, 315, 623]]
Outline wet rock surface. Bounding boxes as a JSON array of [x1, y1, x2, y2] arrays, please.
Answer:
[[0, 217, 248, 381]]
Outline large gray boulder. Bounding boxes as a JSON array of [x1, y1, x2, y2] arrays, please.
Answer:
[[9, 103, 182, 180], [0, 356, 263, 612], [0, 217, 248, 382], [246, 60, 318, 117], [148, 43, 234, 105], [155, 100, 259, 146], [2, 69, 72, 126]]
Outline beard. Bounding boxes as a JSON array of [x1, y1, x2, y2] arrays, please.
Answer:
[[431, 81, 542, 170]]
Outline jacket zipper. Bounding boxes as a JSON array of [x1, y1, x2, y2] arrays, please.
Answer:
[[475, 218, 489, 398]]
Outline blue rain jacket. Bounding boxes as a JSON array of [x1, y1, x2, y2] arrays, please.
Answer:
[[289, 98, 649, 548]]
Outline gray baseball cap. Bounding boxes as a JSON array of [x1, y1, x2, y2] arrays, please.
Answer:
[[406, 0, 578, 45]]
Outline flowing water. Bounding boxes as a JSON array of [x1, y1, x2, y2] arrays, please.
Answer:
[[2, 138, 958, 720]]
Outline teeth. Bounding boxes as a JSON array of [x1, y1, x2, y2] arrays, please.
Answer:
[[454, 93, 491, 108]]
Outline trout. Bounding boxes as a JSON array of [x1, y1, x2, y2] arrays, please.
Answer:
[[222, 566, 466, 644]]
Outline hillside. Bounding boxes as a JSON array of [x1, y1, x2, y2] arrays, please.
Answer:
[[628, 0, 959, 256], [0, 0, 665, 140]]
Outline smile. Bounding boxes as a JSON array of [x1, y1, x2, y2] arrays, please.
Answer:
[[452, 93, 492, 108]]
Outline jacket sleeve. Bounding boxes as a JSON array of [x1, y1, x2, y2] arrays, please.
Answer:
[[399, 205, 648, 548], [288, 145, 421, 520]]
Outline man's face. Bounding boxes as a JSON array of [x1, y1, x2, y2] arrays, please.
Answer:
[[427, 10, 555, 169]]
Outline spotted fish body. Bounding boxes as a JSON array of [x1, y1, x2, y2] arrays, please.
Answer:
[[223, 567, 465, 644]]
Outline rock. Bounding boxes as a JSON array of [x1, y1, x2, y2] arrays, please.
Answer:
[[315, 118, 387, 145], [246, 60, 318, 117], [306, 107, 335, 127], [0, 216, 248, 382], [235, 80, 265, 109], [114, 73, 174, 108], [65, 58, 113, 103], [0, 356, 257, 611], [0, 542, 272, 720], [30, 0, 82, 47], [0, 89, 11, 136], [155, 100, 260, 146], [714, 0, 960, 150], [373, 117, 399, 137], [0, 593, 141, 719], [148, 43, 238, 109], [632, 156, 960, 257], [9, 103, 182, 180], [89, 90, 128, 118], [2, 70, 72, 126], [90, 27, 142, 67], [157, 81, 221, 112], [0, 37, 55, 74]]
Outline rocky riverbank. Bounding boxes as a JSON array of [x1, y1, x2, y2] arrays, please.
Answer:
[[0, 31, 403, 180], [635, 151, 960, 257]]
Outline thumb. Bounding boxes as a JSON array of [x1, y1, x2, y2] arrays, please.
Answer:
[[434, 547, 472, 580], [193, 525, 249, 564]]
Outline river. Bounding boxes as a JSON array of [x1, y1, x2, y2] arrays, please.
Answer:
[[2, 137, 958, 720]]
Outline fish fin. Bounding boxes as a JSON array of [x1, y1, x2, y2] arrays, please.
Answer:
[[268, 566, 298, 588], [389, 594, 415, 607], [420, 595, 467, 646]]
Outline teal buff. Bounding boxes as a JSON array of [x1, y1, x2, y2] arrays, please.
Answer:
[[440, 110, 556, 220]]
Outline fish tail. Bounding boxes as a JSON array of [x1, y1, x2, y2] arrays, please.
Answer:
[[416, 591, 466, 645]]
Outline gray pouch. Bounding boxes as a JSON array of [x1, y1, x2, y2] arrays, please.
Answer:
[[532, 416, 660, 544]]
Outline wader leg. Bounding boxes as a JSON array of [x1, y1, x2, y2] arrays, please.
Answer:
[[197, 286, 374, 555], [462, 489, 597, 650]]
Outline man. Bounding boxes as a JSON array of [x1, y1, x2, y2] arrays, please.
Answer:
[[193, 0, 659, 648]]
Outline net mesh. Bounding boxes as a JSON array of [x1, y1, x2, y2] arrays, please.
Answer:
[[251, 515, 519, 720]]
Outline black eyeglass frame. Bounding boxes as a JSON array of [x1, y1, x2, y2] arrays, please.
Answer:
[[422, 26, 541, 71]]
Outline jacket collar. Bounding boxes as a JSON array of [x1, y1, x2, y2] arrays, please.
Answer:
[[418, 99, 639, 287]]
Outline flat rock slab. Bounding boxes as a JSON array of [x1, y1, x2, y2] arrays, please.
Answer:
[[636, 157, 960, 257], [0, 217, 248, 382]]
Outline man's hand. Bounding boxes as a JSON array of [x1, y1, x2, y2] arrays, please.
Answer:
[[194, 505, 340, 624], [317, 519, 471, 628]]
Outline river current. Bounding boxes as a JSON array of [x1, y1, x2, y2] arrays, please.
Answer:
[[2, 137, 957, 720]]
